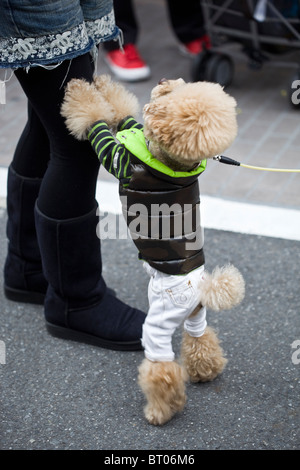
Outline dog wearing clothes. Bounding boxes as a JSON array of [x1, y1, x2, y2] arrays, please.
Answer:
[[61, 75, 245, 425]]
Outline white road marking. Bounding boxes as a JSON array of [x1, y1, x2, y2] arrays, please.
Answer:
[[1, 167, 299, 241]]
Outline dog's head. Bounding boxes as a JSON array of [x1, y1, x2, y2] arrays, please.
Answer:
[[143, 78, 238, 165]]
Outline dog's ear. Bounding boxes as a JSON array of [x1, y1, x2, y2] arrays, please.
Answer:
[[144, 82, 237, 162], [143, 100, 170, 144], [149, 78, 186, 101]]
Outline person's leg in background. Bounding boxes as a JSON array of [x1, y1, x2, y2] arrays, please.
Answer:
[[103, 0, 150, 81], [8, 52, 145, 350], [166, 0, 211, 55], [105, 0, 138, 49]]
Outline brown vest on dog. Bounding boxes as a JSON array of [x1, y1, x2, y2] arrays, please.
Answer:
[[117, 129, 206, 275]]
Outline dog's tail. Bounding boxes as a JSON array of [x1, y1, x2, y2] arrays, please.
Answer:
[[199, 264, 245, 312]]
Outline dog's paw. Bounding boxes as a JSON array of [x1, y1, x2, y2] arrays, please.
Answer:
[[144, 403, 176, 426], [94, 74, 140, 122], [61, 78, 115, 139], [138, 359, 187, 425], [181, 327, 227, 383]]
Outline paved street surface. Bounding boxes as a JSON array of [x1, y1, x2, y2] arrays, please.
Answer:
[[0, 0, 299, 451], [0, 213, 299, 450]]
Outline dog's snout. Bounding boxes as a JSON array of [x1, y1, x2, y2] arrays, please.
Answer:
[[158, 78, 168, 85]]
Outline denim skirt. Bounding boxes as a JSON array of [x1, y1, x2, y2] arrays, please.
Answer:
[[0, 0, 119, 69]]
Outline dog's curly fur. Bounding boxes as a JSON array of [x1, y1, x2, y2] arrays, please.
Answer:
[[181, 327, 228, 383], [61, 75, 245, 426], [61, 75, 139, 138], [143, 79, 237, 165], [93, 74, 140, 128], [138, 359, 188, 425], [61, 79, 114, 140], [200, 264, 245, 312]]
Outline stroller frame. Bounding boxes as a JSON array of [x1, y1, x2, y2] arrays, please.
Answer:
[[192, 0, 300, 103], [202, 0, 300, 50]]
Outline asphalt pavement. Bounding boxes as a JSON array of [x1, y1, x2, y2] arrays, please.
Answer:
[[0, 208, 299, 451]]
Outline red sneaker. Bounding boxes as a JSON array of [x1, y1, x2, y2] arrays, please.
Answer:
[[180, 35, 212, 56], [105, 44, 151, 81]]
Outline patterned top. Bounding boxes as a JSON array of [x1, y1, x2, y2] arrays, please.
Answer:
[[0, 0, 118, 69]]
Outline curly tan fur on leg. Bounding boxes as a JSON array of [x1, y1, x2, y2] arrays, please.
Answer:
[[138, 359, 188, 425], [181, 327, 227, 383], [93, 74, 140, 127], [60, 79, 115, 139]]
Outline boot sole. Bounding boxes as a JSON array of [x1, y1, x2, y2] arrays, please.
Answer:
[[46, 321, 143, 351], [4, 285, 45, 305]]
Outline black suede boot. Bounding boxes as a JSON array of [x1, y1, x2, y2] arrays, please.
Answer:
[[4, 166, 47, 304], [34, 202, 145, 351]]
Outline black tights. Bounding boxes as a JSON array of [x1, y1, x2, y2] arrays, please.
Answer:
[[13, 53, 100, 219]]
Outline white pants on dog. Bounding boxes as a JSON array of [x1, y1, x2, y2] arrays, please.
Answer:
[[142, 262, 207, 362]]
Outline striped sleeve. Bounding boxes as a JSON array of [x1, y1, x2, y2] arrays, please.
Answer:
[[118, 116, 144, 132], [88, 121, 132, 184]]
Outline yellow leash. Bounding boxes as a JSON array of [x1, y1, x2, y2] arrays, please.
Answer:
[[213, 155, 300, 173]]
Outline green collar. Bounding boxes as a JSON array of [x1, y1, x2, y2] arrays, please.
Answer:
[[116, 128, 206, 178]]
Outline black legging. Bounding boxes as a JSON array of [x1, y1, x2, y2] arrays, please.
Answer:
[[13, 53, 100, 220], [104, 0, 205, 51]]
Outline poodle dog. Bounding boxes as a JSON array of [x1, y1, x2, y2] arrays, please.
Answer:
[[61, 75, 245, 425]]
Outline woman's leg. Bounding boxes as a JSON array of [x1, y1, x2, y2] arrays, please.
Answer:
[[12, 101, 50, 179], [4, 102, 50, 303], [13, 53, 145, 350], [15, 55, 98, 219]]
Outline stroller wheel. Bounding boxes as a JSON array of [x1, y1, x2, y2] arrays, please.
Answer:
[[205, 53, 234, 87], [191, 51, 234, 87], [191, 50, 212, 82]]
